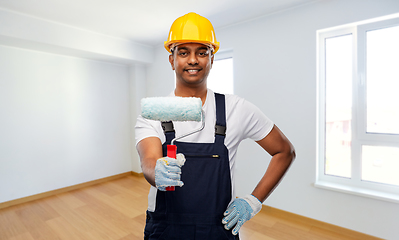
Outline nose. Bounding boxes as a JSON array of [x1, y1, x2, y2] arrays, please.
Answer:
[[187, 52, 198, 65]]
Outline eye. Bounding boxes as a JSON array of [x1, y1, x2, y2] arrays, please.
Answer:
[[198, 51, 209, 57], [178, 51, 188, 57]]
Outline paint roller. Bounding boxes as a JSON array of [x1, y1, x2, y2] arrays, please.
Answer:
[[141, 96, 204, 191]]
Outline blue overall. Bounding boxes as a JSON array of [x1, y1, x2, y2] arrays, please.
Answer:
[[144, 93, 238, 240]]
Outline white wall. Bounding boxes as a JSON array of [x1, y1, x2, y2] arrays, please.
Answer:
[[0, 7, 152, 204], [0, 46, 133, 203], [148, 0, 399, 239], [129, 64, 147, 173], [146, 47, 175, 97]]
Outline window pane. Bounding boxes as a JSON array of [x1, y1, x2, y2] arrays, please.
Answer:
[[362, 145, 399, 186], [366, 25, 399, 134], [325, 35, 352, 178], [208, 58, 234, 94]]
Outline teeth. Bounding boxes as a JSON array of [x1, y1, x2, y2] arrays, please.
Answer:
[[188, 70, 198, 73]]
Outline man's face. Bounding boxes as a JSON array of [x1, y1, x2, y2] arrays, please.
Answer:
[[169, 43, 214, 88]]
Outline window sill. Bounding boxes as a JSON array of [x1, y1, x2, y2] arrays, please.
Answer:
[[314, 180, 399, 204]]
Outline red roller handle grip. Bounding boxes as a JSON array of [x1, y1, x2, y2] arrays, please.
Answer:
[[166, 145, 177, 191]]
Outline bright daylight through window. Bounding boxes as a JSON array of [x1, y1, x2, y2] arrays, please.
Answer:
[[317, 15, 399, 202], [208, 57, 234, 94]]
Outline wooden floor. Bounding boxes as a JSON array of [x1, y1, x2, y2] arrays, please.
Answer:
[[0, 175, 380, 240]]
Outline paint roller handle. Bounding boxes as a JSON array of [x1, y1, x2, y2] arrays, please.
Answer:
[[166, 145, 177, 191]]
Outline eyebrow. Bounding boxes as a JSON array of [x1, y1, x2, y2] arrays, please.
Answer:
[[177, 46, 209, 51]]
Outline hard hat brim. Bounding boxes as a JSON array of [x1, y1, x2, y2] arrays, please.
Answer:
[[164, 40, 220, 54]]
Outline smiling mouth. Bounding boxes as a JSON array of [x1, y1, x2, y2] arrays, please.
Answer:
[[186, 69, 200, 74]]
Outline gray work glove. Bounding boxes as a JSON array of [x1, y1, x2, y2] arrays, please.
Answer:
[[222, 194, 262, 235], [155, 153, 186, 191]]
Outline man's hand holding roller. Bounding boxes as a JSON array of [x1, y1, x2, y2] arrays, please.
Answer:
[[155, 153, 186, 191]]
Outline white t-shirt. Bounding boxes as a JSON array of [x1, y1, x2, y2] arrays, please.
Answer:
[[135, 89, 274, 211]]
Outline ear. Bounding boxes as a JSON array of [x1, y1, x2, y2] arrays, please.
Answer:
[[210, 54, 214, 68], [169, 54, 175, 70]]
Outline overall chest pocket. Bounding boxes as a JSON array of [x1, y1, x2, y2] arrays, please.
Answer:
[[184, 154, 220, 159], [180, 152, 228, 194]]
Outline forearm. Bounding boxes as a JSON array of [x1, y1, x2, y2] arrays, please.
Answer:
[[136, 137, 163, 188], [141, 158, 156, 187], [251, 125, 296, 202], [251, 150, 295, 203]]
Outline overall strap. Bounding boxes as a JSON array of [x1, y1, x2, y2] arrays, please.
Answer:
[[161, 121, 175, 145], [214, 93, 227, 137]]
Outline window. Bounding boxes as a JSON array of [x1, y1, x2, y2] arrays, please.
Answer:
[[317, 15, 399, 203], [208, 51, 234, 94]]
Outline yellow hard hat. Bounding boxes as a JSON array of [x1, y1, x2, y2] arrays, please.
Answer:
[[164, 12, 220, 54]]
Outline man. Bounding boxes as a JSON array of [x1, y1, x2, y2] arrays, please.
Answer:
[[135, 12, 295, 240]]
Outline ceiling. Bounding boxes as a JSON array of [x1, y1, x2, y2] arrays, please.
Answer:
[[0, 0, 319, 47]]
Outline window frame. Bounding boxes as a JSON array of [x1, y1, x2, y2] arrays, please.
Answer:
[[316, 16, 399, 204]]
